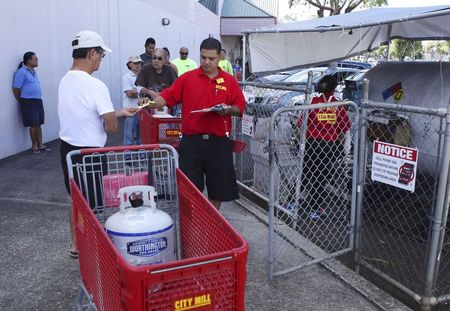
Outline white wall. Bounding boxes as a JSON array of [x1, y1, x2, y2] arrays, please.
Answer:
[[0, 0, 219, 159], [221, 36, 242, 64]]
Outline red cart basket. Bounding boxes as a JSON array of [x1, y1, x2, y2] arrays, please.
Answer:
[[139, 109, 247, 153], [140, 109, 182, 148], [68, 144, 248, 311]]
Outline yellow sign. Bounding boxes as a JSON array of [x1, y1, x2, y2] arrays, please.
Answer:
[[317, 108, 337, 124], [215, 85, 227, 91], [174, 293, 212, 311], [216, 78, 224, 84], [166, 129, 181, 137], [393, 89, 404, 103]]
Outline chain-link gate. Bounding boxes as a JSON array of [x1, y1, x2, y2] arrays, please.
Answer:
[[356, 100, 450, 310], [266, 101, 360, 278]]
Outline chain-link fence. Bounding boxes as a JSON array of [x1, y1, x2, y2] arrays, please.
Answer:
[[235, 83, 308, 198], [356, 101, 450, 310], [237, 80, 450, 310]]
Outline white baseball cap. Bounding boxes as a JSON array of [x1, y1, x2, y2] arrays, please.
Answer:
[[127, 56, 142, 64], [72, 30, 112, 53]]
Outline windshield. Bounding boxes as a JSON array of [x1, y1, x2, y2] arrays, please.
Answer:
[[283, 68, 326, 83], [347, 70, 367, 81]]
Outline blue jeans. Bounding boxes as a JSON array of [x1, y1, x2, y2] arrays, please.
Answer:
[[123, 115, 141, 146]]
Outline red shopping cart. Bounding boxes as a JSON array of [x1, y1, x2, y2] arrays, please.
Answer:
[[68, 144, 248, 311], [140, 109, 182, 147], [140, 109, 247, 153]]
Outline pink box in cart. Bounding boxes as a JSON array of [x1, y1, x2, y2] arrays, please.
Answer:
[[103, 172, 148, 207]]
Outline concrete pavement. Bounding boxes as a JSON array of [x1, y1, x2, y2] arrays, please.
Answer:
[[0, 135, 412, 310]]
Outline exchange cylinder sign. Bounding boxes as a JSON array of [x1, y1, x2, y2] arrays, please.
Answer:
[[371, 140, 418, 192]]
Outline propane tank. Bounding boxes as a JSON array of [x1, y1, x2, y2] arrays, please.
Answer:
[[105, 185, 175, 266]]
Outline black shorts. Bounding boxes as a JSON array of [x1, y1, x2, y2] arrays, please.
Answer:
[[19, 98, 44, 127], [60, 140, 106, 208], [178, 135, 239, 202]]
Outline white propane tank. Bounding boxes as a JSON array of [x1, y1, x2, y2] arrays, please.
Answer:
[[105, 185, 175, 266]]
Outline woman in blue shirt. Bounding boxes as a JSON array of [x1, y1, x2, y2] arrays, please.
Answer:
[[12, 51, 50, 153]]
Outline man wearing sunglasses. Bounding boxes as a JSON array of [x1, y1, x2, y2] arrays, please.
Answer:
[[172, 47, 197, 76], [142, 38, 246, 210], [135, 48, 177, 114], [58, 30, 137, 258]]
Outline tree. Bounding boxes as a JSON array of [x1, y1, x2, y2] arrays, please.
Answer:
[[390, 39, 424, 60], [288, 0, 387, 17]]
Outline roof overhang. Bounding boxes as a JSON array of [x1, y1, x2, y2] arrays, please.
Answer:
[[242, 5, 450, 73]]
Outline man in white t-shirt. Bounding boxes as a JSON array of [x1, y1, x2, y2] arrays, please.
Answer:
[[122, 56, 143, 147], [58, 30, 136, 258]]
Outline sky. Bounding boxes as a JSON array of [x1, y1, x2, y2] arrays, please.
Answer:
[[279, 0, 450, 22]]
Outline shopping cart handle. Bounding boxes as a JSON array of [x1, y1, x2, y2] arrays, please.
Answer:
[[79, 144, 161, 155]]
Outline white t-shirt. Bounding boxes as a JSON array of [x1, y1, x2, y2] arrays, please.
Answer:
[[58, 70, 115, 147], [122, 71, 138, 109]]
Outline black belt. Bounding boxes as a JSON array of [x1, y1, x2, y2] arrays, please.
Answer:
[[183, 134, 227, 141]]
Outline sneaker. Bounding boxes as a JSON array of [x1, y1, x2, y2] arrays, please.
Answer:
[[285, 203, 298, 213], [309, 208, 327, 220]]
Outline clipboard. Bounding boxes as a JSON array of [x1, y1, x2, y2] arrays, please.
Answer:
[[191, 104, 228, 114]]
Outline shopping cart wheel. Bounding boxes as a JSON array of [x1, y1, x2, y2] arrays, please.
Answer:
[[74, 283, 97, 311]]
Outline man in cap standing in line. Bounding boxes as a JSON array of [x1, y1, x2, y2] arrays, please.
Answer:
[[122, 56, 143, 147], [58, 30, 137, 258]]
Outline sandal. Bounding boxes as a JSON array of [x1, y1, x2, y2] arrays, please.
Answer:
[[40, 146, 52, 152], [31, 149, 41, 154], [69, 249, 79, 258]]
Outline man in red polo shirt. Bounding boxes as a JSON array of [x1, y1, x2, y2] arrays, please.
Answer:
[[144, 37, 246, 209]]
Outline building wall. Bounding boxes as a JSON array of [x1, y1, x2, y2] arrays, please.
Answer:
[[0, 0, 219, 159], [220, 17, 276, 36], [251, 0, 279, 17], [221, 36, 242, 64]]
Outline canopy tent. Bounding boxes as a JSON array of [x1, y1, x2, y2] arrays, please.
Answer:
[[242, 5, 450, 73]]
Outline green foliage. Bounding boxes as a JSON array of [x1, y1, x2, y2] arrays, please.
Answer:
[[361, 0, 388, 8], [288, 0, 387, 17], [367, 45, 388, 59], [390, 39, 424, 60]]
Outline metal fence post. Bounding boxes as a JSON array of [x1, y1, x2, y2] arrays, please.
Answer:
[[268, 107, 277, 280], [422, 101, 450, 311], [354, 78, 370, 274], [268, 72, 313, 279], [294, 72, 314, 204]]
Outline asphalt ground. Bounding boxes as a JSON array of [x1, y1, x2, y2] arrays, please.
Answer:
[[0, 128, 412, 310]]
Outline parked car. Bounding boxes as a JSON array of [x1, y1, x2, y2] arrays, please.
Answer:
[[252, 68, 304, 84], [317, 60, 372, 70], [245, 66, 361, 117]]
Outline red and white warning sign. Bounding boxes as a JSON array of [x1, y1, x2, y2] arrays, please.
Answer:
[[371, 140, 418, 192]]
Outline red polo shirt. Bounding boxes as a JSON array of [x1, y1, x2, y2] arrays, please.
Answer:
[[298, 93, 350, 141], [160, 67, 246, 137]]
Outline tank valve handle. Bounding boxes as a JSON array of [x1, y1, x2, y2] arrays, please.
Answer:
[[129, 192, 144, 208]]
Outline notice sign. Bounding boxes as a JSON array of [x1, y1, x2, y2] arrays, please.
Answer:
[[371, 141, 418, 192], [242, 114, 254, 137]]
